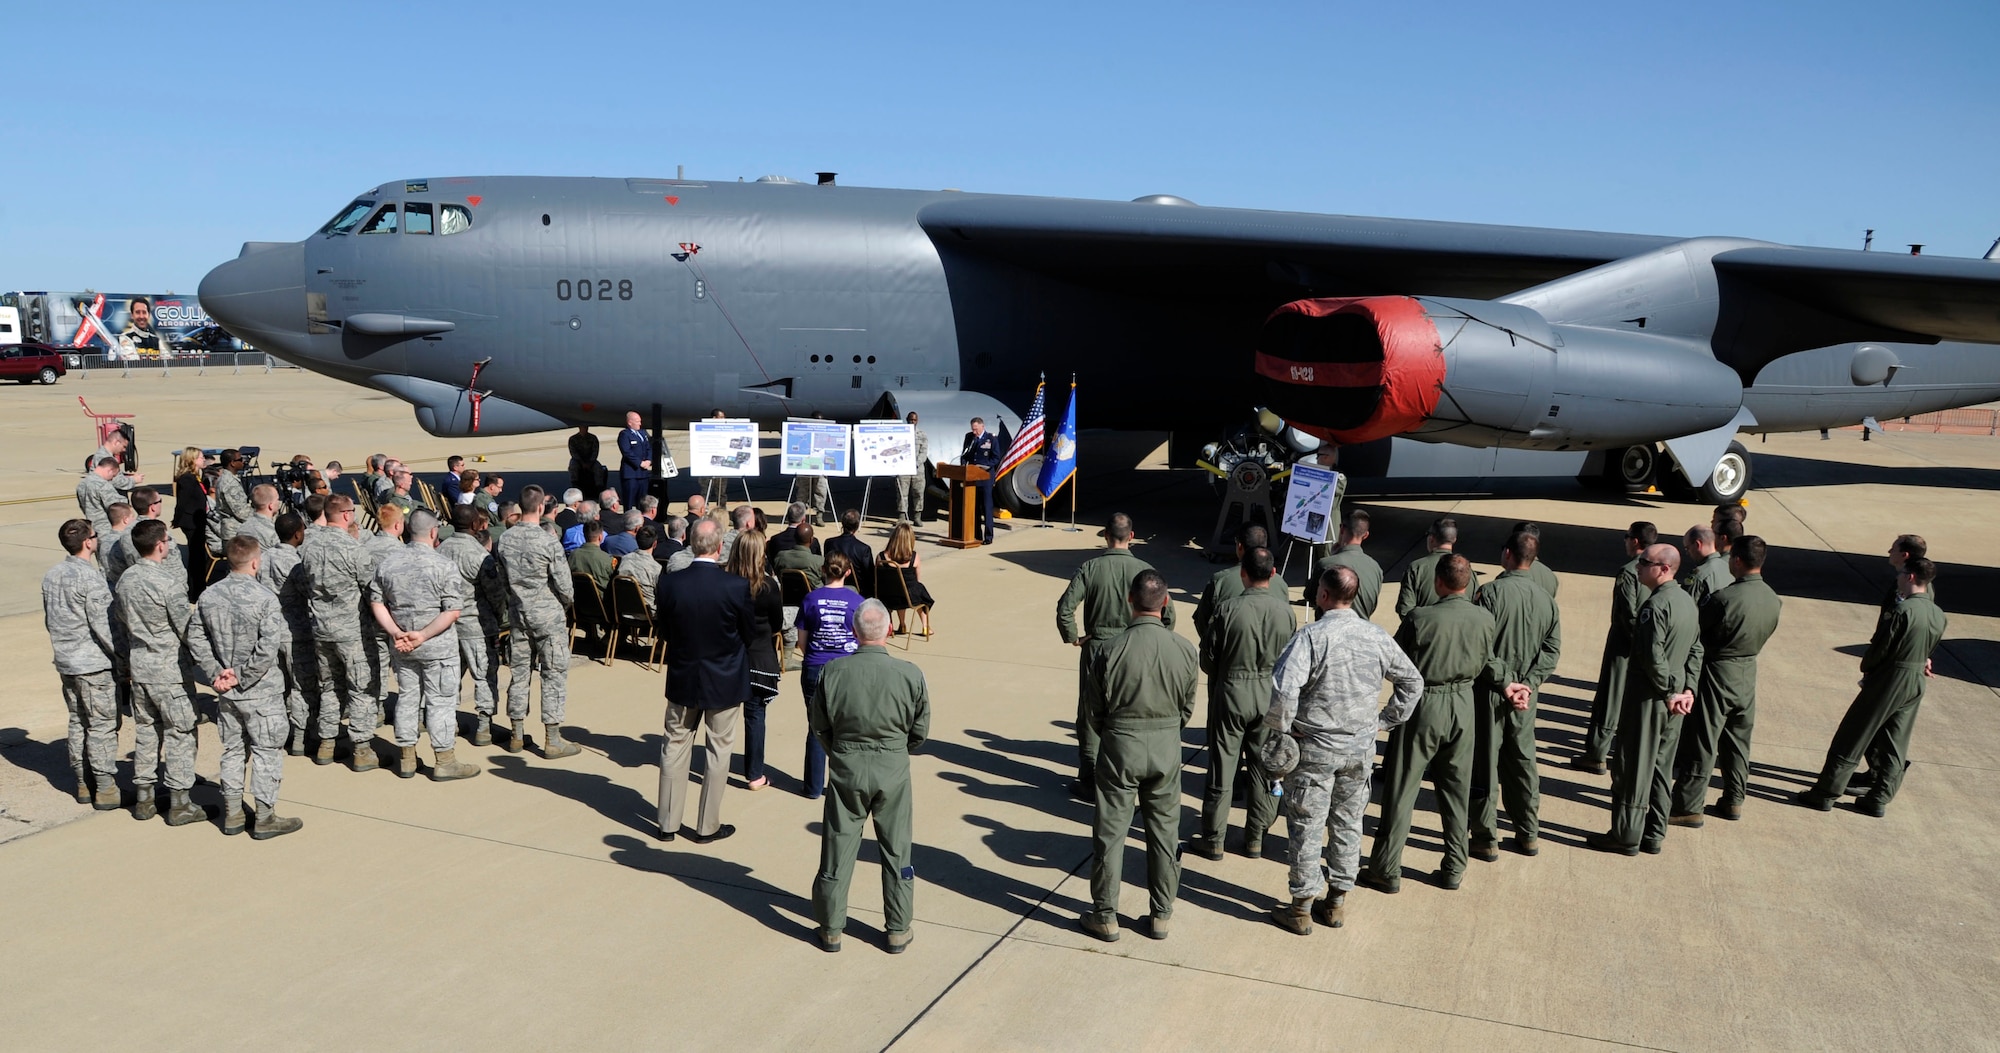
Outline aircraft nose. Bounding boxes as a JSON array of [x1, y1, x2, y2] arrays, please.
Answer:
[[199, 241, 306, 353]]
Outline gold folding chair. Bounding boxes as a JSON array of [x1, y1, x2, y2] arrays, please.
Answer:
[[569, 572, 615, 666], [609, 574, 664, 672]]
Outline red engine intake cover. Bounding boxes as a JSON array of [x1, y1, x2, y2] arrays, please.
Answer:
[[1254, 296, 1447, 445]]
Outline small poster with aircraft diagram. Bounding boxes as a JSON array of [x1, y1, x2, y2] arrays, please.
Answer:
[[1281, 462, 1343, 544], [852, 420, 917, 477], [689, 418, 761, 477], [781, 419, 851, 476]]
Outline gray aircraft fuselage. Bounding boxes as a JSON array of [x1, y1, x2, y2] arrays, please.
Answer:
[[199, 176, 2000, 489]]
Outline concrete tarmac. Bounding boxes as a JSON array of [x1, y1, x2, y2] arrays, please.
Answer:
[[2, 371, 1996, 1051]]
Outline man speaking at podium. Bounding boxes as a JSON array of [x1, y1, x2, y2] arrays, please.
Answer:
[[962, 418, 1001, 545]]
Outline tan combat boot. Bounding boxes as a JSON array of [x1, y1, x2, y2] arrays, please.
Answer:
[[313, 737, 336, 765], [542, 724, 581, 759], [1312, 892, 1347, 929], [1273, 897, 1313, 936], [508, 723, 531, 754], [163, 790, 206, 827], [397, 746, 419, 779], [430, 748, 481, 782], [93, 782, 121, 811], [249, 801, 303, 840], [350, 740, 379, 772], [74, 772, 90, 804], [471, 714, 492, 747], [886, 927, 915, 954], [132, 786, 157, 821], [286, 728, 307, 756], [219, 796, 246, 836]]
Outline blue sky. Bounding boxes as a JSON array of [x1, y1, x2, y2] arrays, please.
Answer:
[[4, 0, 1995, 292]]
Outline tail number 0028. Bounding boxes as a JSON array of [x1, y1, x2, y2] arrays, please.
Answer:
[[1290, 365, 1314, 383], [557, 279, 634, 301]]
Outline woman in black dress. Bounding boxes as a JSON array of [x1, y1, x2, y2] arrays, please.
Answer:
[[725, 530, 783, 791], [877, 520, 935, 637], [170, 446, 210, 600]]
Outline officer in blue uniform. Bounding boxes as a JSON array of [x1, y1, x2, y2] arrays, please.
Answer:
[[962, 417, 1002, 545], [616, 410, 653, 512]]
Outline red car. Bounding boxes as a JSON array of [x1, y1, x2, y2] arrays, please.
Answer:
[[0, 344, 68, 384]]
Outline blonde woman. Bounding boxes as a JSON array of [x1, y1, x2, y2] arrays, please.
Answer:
[[877, 521, 934, 636], [171, 446, 211, 600], [724, 530, 784, 789]]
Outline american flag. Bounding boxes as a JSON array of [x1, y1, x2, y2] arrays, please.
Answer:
[[995, 375, 1047, 479]]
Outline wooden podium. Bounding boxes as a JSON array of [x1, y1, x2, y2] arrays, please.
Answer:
[[937, 464, 989, 549]]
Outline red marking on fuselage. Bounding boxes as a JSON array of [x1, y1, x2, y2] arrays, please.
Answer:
[[665, 196, 680, 206], [466, 195, 483, 207]]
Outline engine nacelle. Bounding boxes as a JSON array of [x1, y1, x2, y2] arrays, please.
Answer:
[[1253, 295, 1743, 451]]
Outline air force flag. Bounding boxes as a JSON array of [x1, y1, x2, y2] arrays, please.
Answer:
[[1036, 379, 1077, 500]]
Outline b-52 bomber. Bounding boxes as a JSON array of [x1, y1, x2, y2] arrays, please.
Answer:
[[200, 174, 2000, 506]]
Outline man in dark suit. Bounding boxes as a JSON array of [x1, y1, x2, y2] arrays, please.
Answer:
[[654, 518, 757, 844], [768, 502, 823, 559], [963, 417, 1003, 545], [824, 508, 875, 600], [616, 410, 652, 512]]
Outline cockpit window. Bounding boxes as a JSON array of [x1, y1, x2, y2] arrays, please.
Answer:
[[404, 202, 434, 235], [439, 204, 472, 236], [318, 199, 375, 235], [360, 204, 400, 235]]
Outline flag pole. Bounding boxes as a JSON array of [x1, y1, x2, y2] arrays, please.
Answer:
[[1062, 374, 1080, 531]]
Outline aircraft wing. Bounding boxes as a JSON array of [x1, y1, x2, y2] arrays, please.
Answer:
[[918, 195, 1677, 300], [1713, 247, 2000, 345]]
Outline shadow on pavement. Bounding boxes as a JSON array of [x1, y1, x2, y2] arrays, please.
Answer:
[[0, 729, 76, 795], [487, 754, 658, 837], [605, 833, 819, 944]]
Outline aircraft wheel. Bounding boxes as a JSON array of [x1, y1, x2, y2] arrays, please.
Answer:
[[1609, 444, 1657, 492], [995, 455, 1047, 514], [1693, 441, 1752, 504]]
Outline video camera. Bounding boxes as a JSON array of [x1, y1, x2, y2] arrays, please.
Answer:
[[203, 446, 316, 511]]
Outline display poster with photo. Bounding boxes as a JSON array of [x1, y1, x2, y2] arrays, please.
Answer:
[[852, 420, 916, 477], [689, 418, 761, 477], [1281, 462, 1343, 543], [780, 419, 851, 476]]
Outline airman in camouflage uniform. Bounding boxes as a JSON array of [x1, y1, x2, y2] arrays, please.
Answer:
[[439, 506, 504, 745], [188, 537, 302, 839], [362, 505, 407, 719], [75, 459, 124, 541], [1056, 513, 1175, 797], [1266, 565, 1423, 935], [301, 497, 380, 769], [1189, 545, 1294, 862], [896, 413, 929, 522], [1081, 570, 1198, 944], [371, 510, 477, 781], [808, 600, 932, 953], [114, 521, 206, 826], [258, 513, 320, 755], [499, 489, 578, 757], [1471, 533, 1562, 858], [236, 484, 283, 552], [212, 451, 253, 541], [42, 520, 121, 809]]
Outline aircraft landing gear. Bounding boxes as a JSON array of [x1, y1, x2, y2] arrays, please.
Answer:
[[1598, 439, 1751, 503]]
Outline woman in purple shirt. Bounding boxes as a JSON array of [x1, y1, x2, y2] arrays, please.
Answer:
[[796, 552, 862, 799]]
